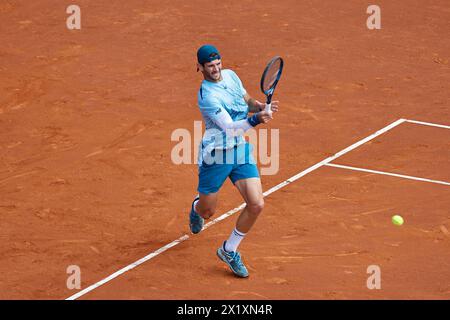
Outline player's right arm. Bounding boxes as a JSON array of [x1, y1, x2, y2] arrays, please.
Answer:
[[200, 97, 272, 137], [244, 93, 265, 113], [228, 70, 279, 115], [244, 93, 280, 115]]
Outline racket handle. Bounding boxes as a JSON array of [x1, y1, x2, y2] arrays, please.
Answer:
[[265, 103, 273, 118]]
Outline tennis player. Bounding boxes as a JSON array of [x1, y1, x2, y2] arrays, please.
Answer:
[[189, 45, 279, 277]]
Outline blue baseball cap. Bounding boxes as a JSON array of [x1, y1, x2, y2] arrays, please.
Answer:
[[197, 45, 221, 64]]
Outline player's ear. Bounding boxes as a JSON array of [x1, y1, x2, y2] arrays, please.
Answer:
[[197, 63, 202, 72]]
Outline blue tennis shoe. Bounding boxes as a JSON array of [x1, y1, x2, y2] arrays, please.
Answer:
[[189, 196, 204, 234], [216, 241, 249, 278]]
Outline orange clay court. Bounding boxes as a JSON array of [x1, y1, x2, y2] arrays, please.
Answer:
[[0, 0, 449, 300]]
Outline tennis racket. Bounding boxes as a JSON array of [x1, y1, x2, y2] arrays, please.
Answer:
[[260, 56, 284, 117]]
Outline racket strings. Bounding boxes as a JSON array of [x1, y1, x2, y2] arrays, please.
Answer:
[[262, 58, 282, 94]]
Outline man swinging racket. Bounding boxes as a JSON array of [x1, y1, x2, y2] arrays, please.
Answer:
[[189, 44, 283, 278]]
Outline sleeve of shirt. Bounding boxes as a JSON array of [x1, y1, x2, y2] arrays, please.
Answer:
[[200, 96, 252, 136], [199, 95, 226, 124]]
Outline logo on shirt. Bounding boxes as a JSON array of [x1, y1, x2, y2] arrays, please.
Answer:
[[215, 108, 222, 115]]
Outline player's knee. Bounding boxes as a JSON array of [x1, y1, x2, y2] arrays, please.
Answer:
[[247, 199, 264, 216]]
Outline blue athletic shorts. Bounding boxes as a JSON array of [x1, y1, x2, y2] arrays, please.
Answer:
[[197, 143, 260, 194]]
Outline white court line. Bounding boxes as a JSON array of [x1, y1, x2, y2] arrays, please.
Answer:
[[405, 119, 450, 130], [326, 163, 450, 186], [66, 118, 406, 300], [66, 235, 189, 300]]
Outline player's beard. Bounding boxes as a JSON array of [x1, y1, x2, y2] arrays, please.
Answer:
[[208, 69, 222, 82]]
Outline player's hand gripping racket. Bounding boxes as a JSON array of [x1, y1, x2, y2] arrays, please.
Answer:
[[260, 56, 284, 118]]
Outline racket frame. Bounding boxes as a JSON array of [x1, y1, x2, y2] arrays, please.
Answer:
[[260, 56, 284, 105]]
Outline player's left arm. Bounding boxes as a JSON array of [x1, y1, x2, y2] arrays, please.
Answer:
[[244, 93, 279, 114]]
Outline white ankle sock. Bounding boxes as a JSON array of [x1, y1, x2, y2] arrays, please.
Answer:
[[224, 228, 246, 252]]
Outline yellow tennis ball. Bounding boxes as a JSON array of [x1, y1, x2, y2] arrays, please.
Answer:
[[392, 215, 404, 226]]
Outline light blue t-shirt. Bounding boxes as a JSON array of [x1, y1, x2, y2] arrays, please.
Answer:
[[197, 69, 249, 165]]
